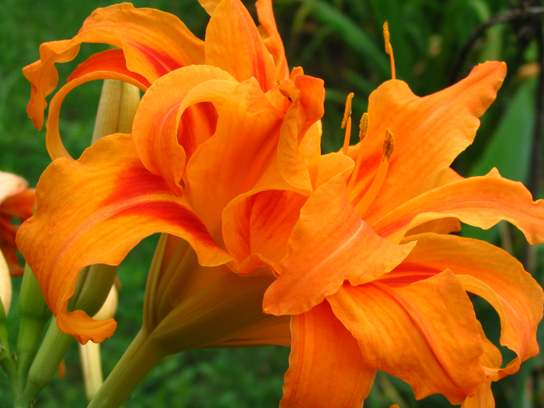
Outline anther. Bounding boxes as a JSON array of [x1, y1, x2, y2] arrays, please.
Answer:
[[383, 21, 396, 80], [353, 129, 394, 216], [348, 113, 369, 193], [341, 92, 354, 155], [382, 128, 394, 162]]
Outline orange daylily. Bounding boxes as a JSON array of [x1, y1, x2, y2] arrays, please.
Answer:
[[223, 61, 544, 406], [23, 0, 288, 161], [0, 172, 34, 277], [18, 58, 324, 344]]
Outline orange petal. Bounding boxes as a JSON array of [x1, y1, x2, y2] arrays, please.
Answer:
[[45, 49, 150, 160], [280, 301, 375, 408], [186, 78, 288, 240], [204, 0, 276, 91], [256, 0, 290, 83], [24, 3, 204, 129], [348, 62, 506, 221], [132, 65, 237, 195], [398, 233, 542, 380], [328, 271, 486, 404], [373, 169, 544, 244], [263, 161, 415, 316], [17, 134, 230, 343]]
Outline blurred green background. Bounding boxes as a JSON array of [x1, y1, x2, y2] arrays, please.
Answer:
[[1, 0, 543, 406]]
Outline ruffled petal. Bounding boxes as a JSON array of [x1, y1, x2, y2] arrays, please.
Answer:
[[132, 65, 237, 195], [398, 233, 543, 379], [277, 72, 325, 192], [24, 3, 204, 129], [204, 0, 276, 91], [373, 169, 544, 244], [328, 271, 486, 404], [264, 158, 415, 316], [280, 301, 375, 408], [17, 134, 230, 343], [186, 78, 287, 240], [348, 62, 506, 221]]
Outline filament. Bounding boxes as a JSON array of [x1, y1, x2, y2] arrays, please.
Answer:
[[354, 129, 394, 216]]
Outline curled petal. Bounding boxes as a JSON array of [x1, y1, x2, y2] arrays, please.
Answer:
[[46, 49, 150, 160], [264, 159, 414, 316], [24, 3, 204, 129], [373, 169, 544, 244], [281, 301, 375, 408], [328, 271, 486, 404], [348, 61, 506, 220], [204, 0, 276, 90], [17, 134, 230, 343], [133, 65, 237, 195]]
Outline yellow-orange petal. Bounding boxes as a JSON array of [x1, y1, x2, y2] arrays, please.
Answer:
[[24, 3, 204, 129], [186, 78, 287, 240], [280, 301, 375, 408], [17, 134, 230, 343], [204, 0, 276, 91], [373, 169, 544, 244], [328, 271, 486, 404], [263, 162, 414, 316], [348, 62, 506, 220], [256, 0, 290, 83], [398, 232, 543, 380], [132, 65, 237, 195]]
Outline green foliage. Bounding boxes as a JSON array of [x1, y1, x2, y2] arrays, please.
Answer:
[[1, 0, 543, 407]]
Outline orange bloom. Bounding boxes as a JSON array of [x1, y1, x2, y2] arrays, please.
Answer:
[[225, 61, 544, 406], [18, 57, 324, 343], [0, 172, 34, 277], [23, 0, 288, 161]]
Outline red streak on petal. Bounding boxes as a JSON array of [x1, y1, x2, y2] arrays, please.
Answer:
[[129, 42, 183, 78]]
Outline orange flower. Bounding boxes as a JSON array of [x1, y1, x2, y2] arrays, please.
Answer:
[[23, 0, 288, 161], [0, 172, 34, 277], [226, 61, 544, 406], [18, 53, 324, 344]]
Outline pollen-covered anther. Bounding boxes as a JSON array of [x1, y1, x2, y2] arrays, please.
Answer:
[[341, 92, 355, 155], [382, 128, 395, 162], [353, 128, 394, 216], [359, 112, 368, 141], [341, 92, 354, 129], [383, 21, 396, 80]]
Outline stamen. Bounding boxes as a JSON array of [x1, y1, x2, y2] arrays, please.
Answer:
[[383, 21, 396, 80], [341, 92, 354, 155], [347, 113, 369, 192], [354, 129, 395, 216]]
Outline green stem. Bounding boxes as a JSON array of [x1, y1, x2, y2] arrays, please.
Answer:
[[16, 319, 73, 408], [87, 330, 166, 408], [16, 264, 51, 393]]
